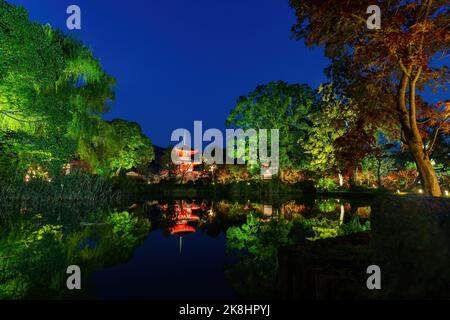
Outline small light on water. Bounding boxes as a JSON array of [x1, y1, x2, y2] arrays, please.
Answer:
[[397, 189, 401, 194]]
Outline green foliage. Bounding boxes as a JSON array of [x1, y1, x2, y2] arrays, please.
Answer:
[[316, 198, 338, 213], [0, 1, 154, 179], [228, 202, 246, 218], [405, 161, 417, 170], [362, 155, 395, 177], [360, 135, 398, 186], [0, 209, 151, 299], [106, 211, 151, 249], [0, 170, 118, 202], [0, 223, 66, 299], [300, 217, 340, 240], [77, 119, 154, 176], [226, 81, 317, 171], [0, 0, 73, 173], [316, 177, 338, 192], [65, 210, 150, 275], [304, 84, 357, 173], [0, 0, 114, 171], [225, 210, 370, 298], [227, 214, 261, 253], [339, 218, 371, 236], [107, 120, 155, 175], [300, 216, 371, 240], [226, 212, 294, 298]]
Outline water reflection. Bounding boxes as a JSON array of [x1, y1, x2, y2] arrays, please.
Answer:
[[0, 205, 150, 299], [1, 196, 448, 299], [161, 201, 202, 253]]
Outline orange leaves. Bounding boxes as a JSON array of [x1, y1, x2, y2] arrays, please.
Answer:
[[290, 0, 448, 169], [438, 101, 450, 135], [333, 119, 377, 173], [416, 99, 450, 152], [418, 100, 450, 131], [383, 169, 418, 189], [405, 3, 418, 11]]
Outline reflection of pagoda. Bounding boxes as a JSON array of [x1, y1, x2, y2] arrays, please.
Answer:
[[169, 201, 202, 253], [174, 146, 202, 182]]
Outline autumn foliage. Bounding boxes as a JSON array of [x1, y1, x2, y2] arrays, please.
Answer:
[[289, 0, 449, 196]]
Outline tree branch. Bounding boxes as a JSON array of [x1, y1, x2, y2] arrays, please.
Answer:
[[427, 127, 441, 155], [397, 71, 411, 132], [409, 66, 422, 131], [398, 59, 411, 77], [0, 110, 46, 124]]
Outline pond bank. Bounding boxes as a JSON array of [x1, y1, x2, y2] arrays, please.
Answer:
[[139, 180, 317, 199], [278, 196, 450, 299]]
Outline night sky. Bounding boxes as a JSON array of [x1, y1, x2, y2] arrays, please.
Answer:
[[9, 1, 447, 147], [9, 0, 329, 146]]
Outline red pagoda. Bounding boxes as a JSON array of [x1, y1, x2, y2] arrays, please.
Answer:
[[168, 201, 202, 253], [173, 146, 202, 182]]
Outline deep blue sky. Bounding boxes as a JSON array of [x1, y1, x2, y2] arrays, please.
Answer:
[[9, 0, 329, 146]]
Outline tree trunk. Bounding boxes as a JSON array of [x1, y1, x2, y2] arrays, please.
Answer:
[[397, 71, 442, 197], [407, 138, 441, 196]]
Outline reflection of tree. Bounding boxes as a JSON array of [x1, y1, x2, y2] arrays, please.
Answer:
[[67, 211, 150, 277], [0, 210, 150, 299], [225, 209, 373, 298], [0, 223, 66, 299], [281, 201, 306, 220], [225, 213, 294, 299], [316, 199, 338, 213]]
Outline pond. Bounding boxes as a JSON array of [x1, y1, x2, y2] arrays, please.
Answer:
[[1, 195, 449, 300]]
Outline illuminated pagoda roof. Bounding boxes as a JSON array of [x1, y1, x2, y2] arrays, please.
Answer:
[[169, 201, 202, 253], [174, 145, 199, 156], [170, 223, 196, 235]]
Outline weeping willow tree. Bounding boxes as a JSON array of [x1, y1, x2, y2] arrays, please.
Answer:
[[0, 1, 153, 180], [1, 1, 63, 178]]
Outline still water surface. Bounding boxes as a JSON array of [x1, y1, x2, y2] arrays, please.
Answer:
[[1, 196, 449, 299]]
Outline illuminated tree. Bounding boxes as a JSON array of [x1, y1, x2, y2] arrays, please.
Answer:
[[107, 120, 154, 175], [304, 84, 359, 182], [226, 81, 317, 178], [0, 1, 115, 177], [0, 210, 150, 299], [0, 1, 155, 179], [290, 0, 449, 196]]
